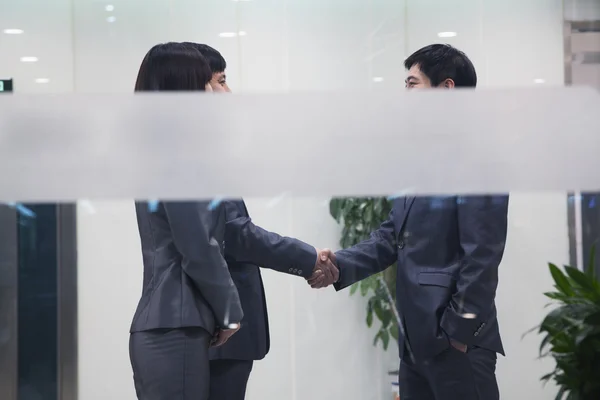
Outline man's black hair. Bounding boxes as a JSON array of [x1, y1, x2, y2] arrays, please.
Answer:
[[404, 44, 477, 87], [182, 42, 226, 73]]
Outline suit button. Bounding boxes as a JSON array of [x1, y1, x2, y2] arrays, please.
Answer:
[[297, 270, 302, 275], [293, 268, 298, 273], [288, 268, 293, 272], [398, 241, 405, 249], [474, 331, 479, 337]]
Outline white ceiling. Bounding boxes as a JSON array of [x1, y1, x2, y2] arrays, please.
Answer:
[[0, 0, 593, 94]]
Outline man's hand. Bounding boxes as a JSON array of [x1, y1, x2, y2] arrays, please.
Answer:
[[209, 80, 227, 93], [210, 323, 241, 347], [449, 338, 467, 353], [307, 248, 338, 289]]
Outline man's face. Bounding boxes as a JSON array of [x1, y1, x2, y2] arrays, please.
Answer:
[[405, 64, 454, 89], [405, 65, 431, 89], [210, 71, 231, 93]]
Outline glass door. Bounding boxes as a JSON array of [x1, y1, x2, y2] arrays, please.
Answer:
[[0, 204, 77, 400]]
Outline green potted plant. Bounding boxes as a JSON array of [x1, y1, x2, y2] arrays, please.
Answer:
[[534, 248, 600, 400], [329, 197, 398, 350]]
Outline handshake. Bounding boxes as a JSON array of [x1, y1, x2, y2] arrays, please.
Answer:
[[307, 248, 338, 289]]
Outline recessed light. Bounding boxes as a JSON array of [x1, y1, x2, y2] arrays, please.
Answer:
[[238, 31, 247, 36], [219, 32, 237, 38], [106, 16, 116, 23], [20, 56, 38, 63], [35, 78, 50, 84], [3, 28, 24, 35], [105, 4, 115, 11], [534, 78, 545, 84], [372, 77, 384, 83], [437, 31, 457, 38]]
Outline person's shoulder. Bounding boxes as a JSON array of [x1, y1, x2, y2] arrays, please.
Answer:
[[222, 198, 249, 218]]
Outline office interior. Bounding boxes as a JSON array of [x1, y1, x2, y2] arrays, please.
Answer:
[[0, 0, 600, 399]]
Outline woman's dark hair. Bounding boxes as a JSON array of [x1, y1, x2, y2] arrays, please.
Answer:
[[404, 44, 477, 88], [134, 42, 212, 92], [182, 42, 226, 74]]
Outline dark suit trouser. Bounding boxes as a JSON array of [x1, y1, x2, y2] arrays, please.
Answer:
[[208, 359, 254, 400], [399, 346, 499, 400], [130, 328, 212, 400]]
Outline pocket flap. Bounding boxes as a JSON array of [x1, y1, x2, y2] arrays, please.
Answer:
[[418, 272, 453, 287]]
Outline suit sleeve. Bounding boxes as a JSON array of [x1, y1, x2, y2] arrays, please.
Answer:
[[224, 215, 318, 279], [333, 209, 398, 291], [440, 195, 509, 345], [164, 201, 243, 327]]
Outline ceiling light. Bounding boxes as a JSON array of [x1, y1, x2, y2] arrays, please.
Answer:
[[219, 32, 237, 38], [437, 31, 457, 38], [238, 31, 247, 36], [20, 56, 38, 63], [3, 28, 24, 35], [106, 16, 116, 23], [534, 78, 545, 84], [35, 78, 50, 84], [372, 77, 384, 83], [105, 4, 114, 11]]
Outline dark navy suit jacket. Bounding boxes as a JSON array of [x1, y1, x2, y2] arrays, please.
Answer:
[[334, 195, 509, 361], [209, 199, 318, 361]]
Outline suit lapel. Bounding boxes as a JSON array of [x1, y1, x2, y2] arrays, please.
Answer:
[[397, 196, 416, 233]]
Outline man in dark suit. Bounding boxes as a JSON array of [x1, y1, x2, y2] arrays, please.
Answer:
[[211, 200, 336, 399], [313, 45, 509, 400], [184, 42, 337, 400]]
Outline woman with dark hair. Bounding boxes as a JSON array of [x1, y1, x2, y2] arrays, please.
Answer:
[[134, 42, 213, 92], [129, 42, 243, 400]]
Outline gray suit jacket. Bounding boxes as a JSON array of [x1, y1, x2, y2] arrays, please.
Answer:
[[334, 195, 509, 361], [131, 201, 243, 335]]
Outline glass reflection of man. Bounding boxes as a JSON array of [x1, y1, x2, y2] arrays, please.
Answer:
[[314, 45, 509, 400]]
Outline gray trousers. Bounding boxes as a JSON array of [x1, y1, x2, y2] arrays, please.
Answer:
[[130, 328, 212, 400]]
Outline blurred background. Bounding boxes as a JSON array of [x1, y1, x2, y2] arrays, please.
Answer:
[[0, 0, 599, 399]]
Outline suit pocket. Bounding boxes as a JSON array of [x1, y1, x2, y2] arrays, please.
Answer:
[[418, 272, 454, 288], [417, 272, 455, 329]]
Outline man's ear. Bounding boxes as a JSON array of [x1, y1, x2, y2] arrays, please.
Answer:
[[441, 78, 455, 89]]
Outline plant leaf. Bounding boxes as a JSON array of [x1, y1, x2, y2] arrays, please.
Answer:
[[366, 304, 374, 327], [373, 330, 381, 346], [373, 299, 385, 323], [583, 310, 600, 325], [389, 323, 399, 341], [360, 280, 370, 296], [555, 387, 566, 400], [380, 329, 390, 350], [549, 263, 574, 296], [329, 198, 345, 222], [564, 266, 597, 292], [540, 372, 554, 382]]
